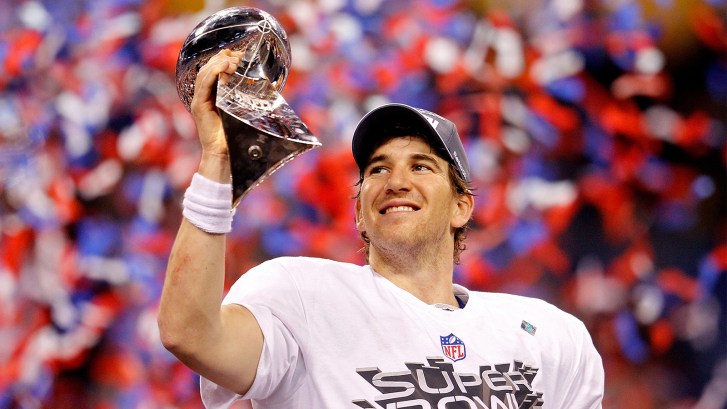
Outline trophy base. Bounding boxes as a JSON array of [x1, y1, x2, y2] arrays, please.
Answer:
[[216, 72, 321, 206], [219, 109, 319, 206]]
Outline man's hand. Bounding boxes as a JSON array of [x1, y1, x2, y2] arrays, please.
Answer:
[[189, 49, 242, 182], [190, 49, 242, 158]]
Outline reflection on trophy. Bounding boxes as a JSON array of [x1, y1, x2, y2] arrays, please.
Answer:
[[176, 7, 321, 207]]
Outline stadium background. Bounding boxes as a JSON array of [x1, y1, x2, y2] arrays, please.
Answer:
[[0, 0, 725, 408]]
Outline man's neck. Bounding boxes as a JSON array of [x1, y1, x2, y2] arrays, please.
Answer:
[[369, 245, 459, 307]]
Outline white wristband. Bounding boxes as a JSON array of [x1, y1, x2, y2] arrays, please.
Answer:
[[182, 173, 236, 234]]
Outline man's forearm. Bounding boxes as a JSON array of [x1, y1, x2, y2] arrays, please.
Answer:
[[158, 154, 231, 357]]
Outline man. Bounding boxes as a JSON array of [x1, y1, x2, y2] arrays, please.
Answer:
[[158, 50, 605, 408]]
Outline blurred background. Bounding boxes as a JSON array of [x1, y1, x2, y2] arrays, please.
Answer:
[[0, 0, 725, 408]]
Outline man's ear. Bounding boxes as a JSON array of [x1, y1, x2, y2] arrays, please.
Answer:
[[452, 192, 474, 229], [354, 198, 364, 231]]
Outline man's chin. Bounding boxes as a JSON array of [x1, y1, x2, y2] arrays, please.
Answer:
[[370, 233, 422, 253]]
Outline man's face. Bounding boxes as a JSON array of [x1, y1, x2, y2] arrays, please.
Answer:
[[355, 136, 472, 256]]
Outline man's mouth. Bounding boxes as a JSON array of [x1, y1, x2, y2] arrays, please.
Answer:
[[381, 205, 418, 214]]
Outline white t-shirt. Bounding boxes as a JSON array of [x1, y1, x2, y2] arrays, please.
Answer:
[[201, 257, 604, 409]]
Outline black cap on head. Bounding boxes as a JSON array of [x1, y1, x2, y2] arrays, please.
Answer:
[[352, 103, 471, 182]]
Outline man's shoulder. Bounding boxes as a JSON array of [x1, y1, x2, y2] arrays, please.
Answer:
[[227, 257, 370, 303], [470, 290, 554, 307], [252, 256, 368, 283], [469, 290, 584, 327], [264, 256, 364, 272]]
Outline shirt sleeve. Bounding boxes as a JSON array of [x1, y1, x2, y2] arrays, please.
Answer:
[[557, 319, 605, 409], [200, 258, 309, 407]]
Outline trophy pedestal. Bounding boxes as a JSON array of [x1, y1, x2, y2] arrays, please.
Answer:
[[216, 72, 321, 206], [219, 110, 319, 206]]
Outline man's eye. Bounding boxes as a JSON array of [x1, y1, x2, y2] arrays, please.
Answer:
[[368, 166, 387, 175], [413, 164, 431, 172]]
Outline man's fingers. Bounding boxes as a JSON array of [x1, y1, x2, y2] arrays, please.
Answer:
[[226, 55, 240, 72], [219, 55, 240, 85], [194, 50, 241, 96]]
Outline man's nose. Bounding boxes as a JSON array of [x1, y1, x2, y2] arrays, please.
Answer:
[[385, 166, 412, 192]]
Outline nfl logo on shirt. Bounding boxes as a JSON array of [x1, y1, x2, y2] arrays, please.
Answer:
[[440, 333, 466, 362]]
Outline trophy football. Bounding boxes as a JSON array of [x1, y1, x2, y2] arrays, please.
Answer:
[[176, 7, 321, 207]]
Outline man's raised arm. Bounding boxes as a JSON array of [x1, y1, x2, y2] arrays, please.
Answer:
[[158, 49, 263, 396]]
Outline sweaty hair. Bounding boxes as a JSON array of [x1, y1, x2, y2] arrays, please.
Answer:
[[354, 129, 474, 264]]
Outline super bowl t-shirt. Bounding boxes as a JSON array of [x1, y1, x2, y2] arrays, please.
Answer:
[[201, 257, 604, 409]]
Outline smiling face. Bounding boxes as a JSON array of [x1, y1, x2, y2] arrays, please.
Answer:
[[355, 136, 473, 262]]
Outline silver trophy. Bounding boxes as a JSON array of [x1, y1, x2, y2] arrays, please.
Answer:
[[176, 7, 321, 207]]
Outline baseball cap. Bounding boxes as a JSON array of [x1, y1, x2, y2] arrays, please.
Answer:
[[352, 103, 471, 182]]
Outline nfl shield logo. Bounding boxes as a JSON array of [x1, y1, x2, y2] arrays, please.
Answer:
[[440, 333, 466, 362]]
